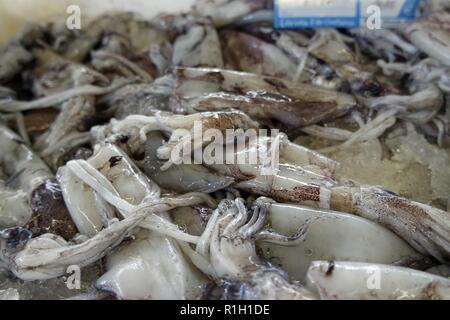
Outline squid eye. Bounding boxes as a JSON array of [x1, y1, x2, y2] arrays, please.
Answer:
[[0, 227, 32, 250], [221, 279, 247, 300], [109, 155, 123, 167]]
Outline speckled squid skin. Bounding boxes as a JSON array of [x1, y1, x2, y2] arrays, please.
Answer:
[[173, 67, 356, 129], [329, 185, 450, 264], [0, 124, 76, 239], [221, 30, 298, 79], [232, 171, 450, 264], [308, 30, 389, 98]]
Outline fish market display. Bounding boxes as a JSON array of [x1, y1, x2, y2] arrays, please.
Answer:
[[0, 0, 449, 300]]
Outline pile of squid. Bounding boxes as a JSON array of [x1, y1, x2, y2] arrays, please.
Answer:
[[0, 0, 449, 300]]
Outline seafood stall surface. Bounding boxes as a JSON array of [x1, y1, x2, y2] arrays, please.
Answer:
[[0, 0, 449, 300]]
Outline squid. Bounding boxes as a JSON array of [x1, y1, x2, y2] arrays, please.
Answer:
[[96, 218, 210, 300], [349, 28, 418, 62], [171, 67, 356, 129], [0, 209, 147, 281], [57, 143, 212, 299], [90, 110, 260, 163], [137, 118, 450, 263], [0, 74, 134, 169], [194, 0, 268, 27], [193, 197, 317, 299], [307, 29, 388, 98], [233, 157, 450, 263], [404, 11, 450, 67], [172, 22, 224, 68], [24, 51, 106, 168], [0, 123, 77, 239], [1, 141, 216, 282], [258, 203, 429, 282], [92, 102, 450, 264], [29, 48, 109, 98], [221, 30, 300, 80], [144, 131, 234, 193], [306, 261, 450, 300], [57, 142, 213, 240], [97, 75, 175, 119], [367, 83, 444, 120], [234, 23, 341, 87], [1, 0, 449, 300]]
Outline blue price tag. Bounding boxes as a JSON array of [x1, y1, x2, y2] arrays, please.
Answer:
[[274, 0, 421, 29]]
